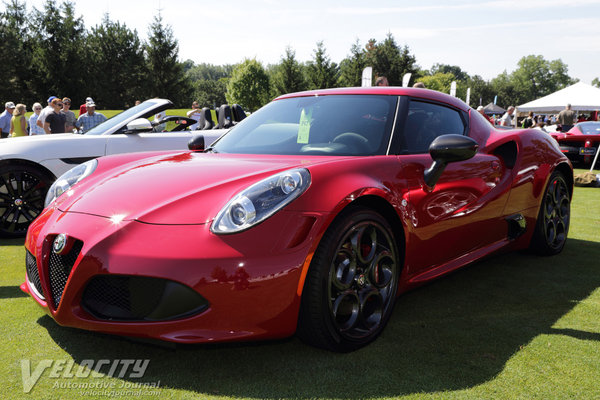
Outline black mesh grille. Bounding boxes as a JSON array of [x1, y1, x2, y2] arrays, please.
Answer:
[[25, 250, 44, 300], [48, 240, 83, 309], [82, 275, 209, 321]]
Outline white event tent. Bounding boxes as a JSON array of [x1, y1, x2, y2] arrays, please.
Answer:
[[517, 82, 600, 114]]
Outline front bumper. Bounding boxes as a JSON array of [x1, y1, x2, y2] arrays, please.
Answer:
[[22, 205, 324, 343]]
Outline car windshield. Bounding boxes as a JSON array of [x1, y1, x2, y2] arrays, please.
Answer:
[[212, 95, 397, 156], [577, 122, 600, 135], [83, 100, 165, 136]]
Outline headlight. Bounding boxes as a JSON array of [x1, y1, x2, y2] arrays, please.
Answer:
[[211, 168, 311, 234], [44, 159, 98, 207]]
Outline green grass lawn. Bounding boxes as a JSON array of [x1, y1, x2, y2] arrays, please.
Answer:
[[1, 169, 599, 399]]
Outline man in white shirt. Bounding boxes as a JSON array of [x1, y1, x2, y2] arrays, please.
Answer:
[[36, 96, 58, 130], [187, 101, 202, 130], [500, 106, 515, 127]]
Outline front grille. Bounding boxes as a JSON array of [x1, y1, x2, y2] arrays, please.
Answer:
[[48, 240, 83, 309], [25, 250, 44, 300], [82, 275, 209, 321]]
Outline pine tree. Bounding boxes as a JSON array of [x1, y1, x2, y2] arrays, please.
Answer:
[[30, 1, 88, 102], [272, 46, 307, 97], [306, 41, 339, 89], [144, 13, 192, 106], [0, 0, 34, 103], [338, 39, 365, 87], [88, 14, 146, 108]]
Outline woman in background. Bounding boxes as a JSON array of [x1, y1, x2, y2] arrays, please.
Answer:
[[29, 102, 45, 135], [10, 103, 27, 137]]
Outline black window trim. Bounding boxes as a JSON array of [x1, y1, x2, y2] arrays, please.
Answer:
[[390, 96, 470, 155]]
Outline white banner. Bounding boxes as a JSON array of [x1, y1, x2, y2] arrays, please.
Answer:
[[362, 67, 373, 87], [465, 87, 471, 106], [450, 81, 457, 97], [402, 73, 412, 88]]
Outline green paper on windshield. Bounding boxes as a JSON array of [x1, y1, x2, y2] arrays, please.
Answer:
[[297, 108, 312, 144]]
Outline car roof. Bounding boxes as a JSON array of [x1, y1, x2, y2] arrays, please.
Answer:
[[274, 87, 471, 113]]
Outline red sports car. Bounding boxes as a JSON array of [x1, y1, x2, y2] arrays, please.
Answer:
[[552, 121, 600, 165], [22, 87, 573, 352]]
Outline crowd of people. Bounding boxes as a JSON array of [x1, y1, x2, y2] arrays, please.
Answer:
[[478, 103, 598, 132], [0, 96, 107, 138]]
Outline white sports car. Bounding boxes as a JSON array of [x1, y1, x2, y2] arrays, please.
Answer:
[[0, 98, 228, 237]]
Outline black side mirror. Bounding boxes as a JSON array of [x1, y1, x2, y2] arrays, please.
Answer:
[[188, 135, 205, 151], [424, 134, 479, 188]]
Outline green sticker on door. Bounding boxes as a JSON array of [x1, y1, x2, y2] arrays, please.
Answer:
[[297, 108, 312, 144]]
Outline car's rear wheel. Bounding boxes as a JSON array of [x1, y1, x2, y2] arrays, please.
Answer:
[[530, 170, 570, 255], [298, 207, 400, 352], [0, 164, 53, 237]]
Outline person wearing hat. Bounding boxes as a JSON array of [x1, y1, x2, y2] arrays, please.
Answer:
[[0, 101, 16, 138], [36, 95, 58, 129], [75, 100, 107, 133], [79, 96, 93, 116]]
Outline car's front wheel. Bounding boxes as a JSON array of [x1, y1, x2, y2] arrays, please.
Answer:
[[0, 164, 53, 237], [298, 207, 400, 352]]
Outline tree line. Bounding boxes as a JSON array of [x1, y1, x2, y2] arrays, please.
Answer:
[[0, 0, 587, 112]]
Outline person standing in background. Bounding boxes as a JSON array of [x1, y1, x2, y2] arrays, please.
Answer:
[[375, 76, 389, 86], [37, 96, 57, 129], [75, 100, 107, 133], [61, 97, 76, 132], [477, 106, 494, 125], [44, 98, 66, 134], [29, 103, 45, 135], [10, 103, 27, 137], [557, 103, 575, 132], [500, 106, 515, 127], [79, 96, 93, 116], [522, 111, 534, 128], [0, 101, 15, 138], [187, 101, 202, 129]]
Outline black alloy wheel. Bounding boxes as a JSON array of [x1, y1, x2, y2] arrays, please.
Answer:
[[0, 165, 53, 237], [298, 207, 400, 352], [530, 171, 571, 255]]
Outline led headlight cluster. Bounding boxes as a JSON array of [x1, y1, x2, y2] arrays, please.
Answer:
[[44, 159, 98, 207], [211, 168, 311, 234]]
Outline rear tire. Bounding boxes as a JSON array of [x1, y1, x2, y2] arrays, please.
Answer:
[[298, 207, 400, 352], [0, 164, 53, 237], [529, 171, 570, 255]]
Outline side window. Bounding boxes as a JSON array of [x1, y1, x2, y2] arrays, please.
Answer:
[[402, 100, 466, 153]]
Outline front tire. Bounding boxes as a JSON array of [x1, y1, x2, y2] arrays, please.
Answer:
[[529, 171, 571, 255], [0, 164, 53, 237], [298, 207, 401, 352]]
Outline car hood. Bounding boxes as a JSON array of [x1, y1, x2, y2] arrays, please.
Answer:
[[60, 152, 338, 225]]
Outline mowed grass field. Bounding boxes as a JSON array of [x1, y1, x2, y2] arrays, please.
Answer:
[[0, 168, 599, 399]]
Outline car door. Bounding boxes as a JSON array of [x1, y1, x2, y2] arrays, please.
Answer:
[[395, 98, 513, 280]]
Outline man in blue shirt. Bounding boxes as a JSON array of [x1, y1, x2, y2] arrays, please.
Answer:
[[0, 102, 16, 138], [75, 101, 107, 133]]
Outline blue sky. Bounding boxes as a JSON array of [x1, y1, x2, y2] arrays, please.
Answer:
[[30, 1, 600, 83]]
